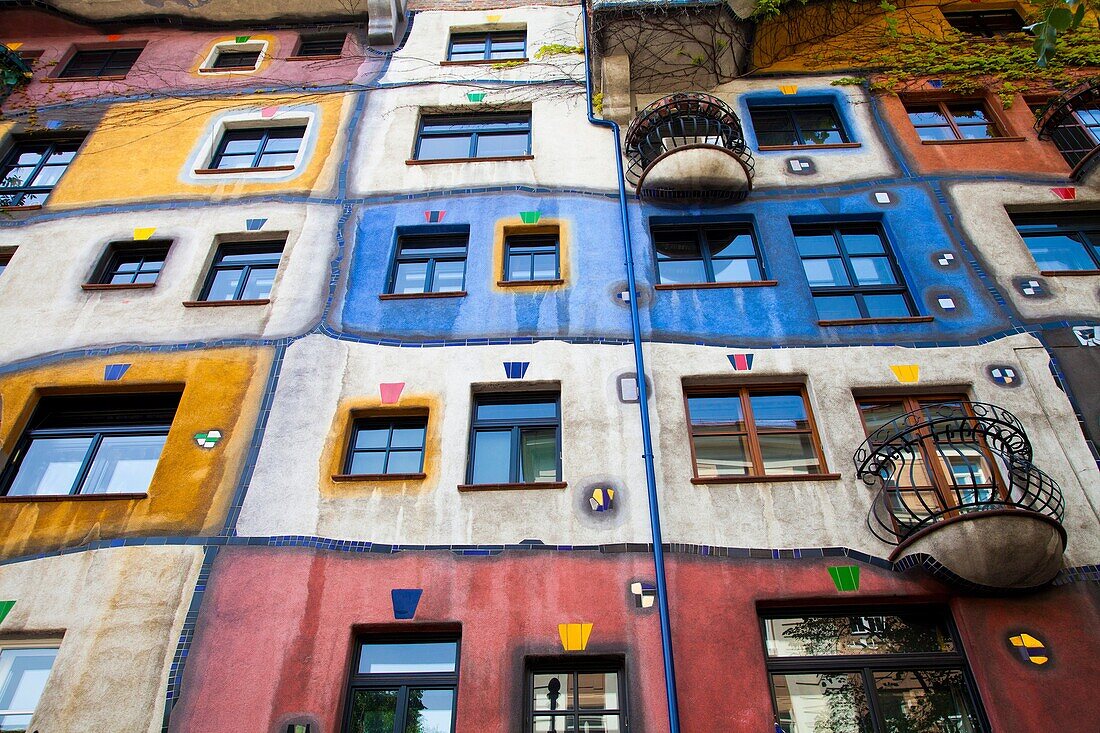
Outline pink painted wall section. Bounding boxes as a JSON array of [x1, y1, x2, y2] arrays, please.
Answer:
[[0, 9, 381, 111], [170, 548, 1100, 732]]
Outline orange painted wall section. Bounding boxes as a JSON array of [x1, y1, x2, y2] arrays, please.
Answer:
[[0, 347, 273, 559]]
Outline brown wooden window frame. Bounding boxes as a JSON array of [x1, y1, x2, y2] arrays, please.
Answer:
[[684, 384, 836, 483], [902, 98, 1012, 142]]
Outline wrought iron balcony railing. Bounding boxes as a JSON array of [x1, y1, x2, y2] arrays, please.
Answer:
[[0, 43, 32, 98], [853, 401, 1065, 546], [1035, 78, 1100, 180], [623, 92, 755, 202]]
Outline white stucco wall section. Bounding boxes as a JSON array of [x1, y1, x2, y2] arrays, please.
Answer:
[[945, 181, 1100, 320], [347, 86, 619, 195], [0, 546, 204, 733], [633, 76, 899, 189], [378, 7, 585, 85], [644, 335, 1100, 565], [0, 204, 338, 365], [236, 335, 650, 545]]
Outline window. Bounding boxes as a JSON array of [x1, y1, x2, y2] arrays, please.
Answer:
[[414, 113, 531, 161], [763, 609, 986, 733], [344, 416, 427, 476], [447, 31, 526, 61], [943, 10, 1026, 37], [58, 47, 142, 78], [199, 241, 283, 302], [527, 662, 625, 733], [209, 125, 306, 171], [748, 104, 850, 147], [0, 137, 83, 207], [1010, 211, 1100, 272], [343, 635, 459, 733], [387, 232, 468, 295], [295, 34, 346, 57], [91, 240, 171, 286], [0, 393, 180, 497], [904, 100, 1004, 141], [209, 49, 260, 70], [793, 222, 916, 321], [0, 249, 12, 277], [685, 386, 827, 479], [857, 396, 1004, 528], [467, 393, 560, 486], [1035, 103, 1099, 169], [504, 233, 559, 282], [652, 222, 764, 285], [0, 646, 59, 730]]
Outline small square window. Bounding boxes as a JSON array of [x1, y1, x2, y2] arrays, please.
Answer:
[[652, 222, 765, 284], [904, 99, 1005, 141], [0, 646, 59, 728], [528, 661, 625, 733], [1010, 211, 1100, 272], [210, 49, 261, 69], [58, 47, 142, 78], [749, 104, 850, 147], [295, 34, 346, 57], [943, 10, 1027, 37], [199, 241, 284, 302], [447, 30, 526, 61], [0, 136, 85, 208], [504, 232, 559, 282], [344, 416, 427, 477], [208, 125, 306, 171], [467, 393, 560, 486], [387, 232, 468, 295], [0, 393, 181, 497], [91, 240, 171, 286], [344, 635, 459, 733], [415, 113, 531, 161]]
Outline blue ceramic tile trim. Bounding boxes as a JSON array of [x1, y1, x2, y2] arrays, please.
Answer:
[[161, 545, 217, 733]]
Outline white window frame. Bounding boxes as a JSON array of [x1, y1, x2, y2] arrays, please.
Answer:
[[198, 39, 268, 75], [0, 642, 61, 724], [189, 108, 316, 181]]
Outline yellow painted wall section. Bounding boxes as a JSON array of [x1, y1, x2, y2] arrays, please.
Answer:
[[0, 347, 273, 559], [752, 0, 1046, 73], [46, 92, 350, 207]]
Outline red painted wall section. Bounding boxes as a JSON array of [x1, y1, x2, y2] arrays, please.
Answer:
[[170, 548, 1100, 732], [879, 94, 1073, 177]]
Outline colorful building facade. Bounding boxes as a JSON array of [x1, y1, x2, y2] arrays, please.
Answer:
[[0, 1, 1098, 732]]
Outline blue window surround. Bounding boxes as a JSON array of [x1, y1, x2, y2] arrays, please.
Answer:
[[648, 214, 770, 284], [447, 30, 526, 61], [414, 113, 532, 161], [385, 225, 470, 295], [740, 91, 859, 151]]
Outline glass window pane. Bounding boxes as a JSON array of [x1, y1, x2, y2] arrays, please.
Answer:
[[348, 689, 399, 733], [240, 266, 277, 299], [771, 672, 871, 733], [577, 716, 623, 732], [863, 293, 912, 318], [577, 673, 619, 710], [0, 648, 57, 719], [532, 253, 558, 280], [950, 106, 988, 124], [858, 401, 907, 434], [386, 450, 423, 474], [657, 259, 708, 284], [475, 132, 529, 158], [874, 669, 980, 733], [205, 269, 242, 300], [958, 124, 998, 140], [841, 231, 885, 254], [687, 396, 744, 427], [354, 428, 390, 450], [750, 393, 809, 429], [394, 262, 429, 294], [417, 135, 472, 160], [6, 436, 93, 496], [405, 689, 455, 733], [1021, 234, 1095, 271], [349, 451, 386, 475], [533, 716, 574, 732], [758, 433, 821, 476], [712, 258, 760, 282], [794, 231, 837, 255], [850, 256, 897, 286], [471, 430, 512, 484], [81, 434, 166, 494], [814, 295, 862, 321], [707, 230, 756, 257], [907, 107, 949, 126], [763, 613, 956, 657], [802, 258, 850, 287], [508, 254, 532, 281], [915, 125, 957, 141], [533, 673, 572, 712], [654, 235, 702, 260], [357, 642, 458, 674], [520, 428, 558, 483], [256, 151, 298, 167], [432, 260, 466, 292], [693, 434, 750, 477], [475, 401, 557, 421], [28, 165, 65, 187], [390, 428, 425, 449]]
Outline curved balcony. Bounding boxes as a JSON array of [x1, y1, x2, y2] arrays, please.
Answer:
[[1035, 79, 1100, 184], [854, 401, 1066, 591], [623, 93, 755, 203]]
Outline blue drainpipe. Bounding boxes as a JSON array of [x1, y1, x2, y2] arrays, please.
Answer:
[[580, 3, 682, 731]]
